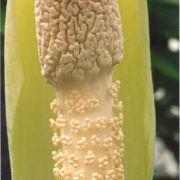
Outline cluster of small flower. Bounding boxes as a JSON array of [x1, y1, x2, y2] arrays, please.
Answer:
[[98, 156, 109, 169], [49, 115, 122, 134], [52, 134, 72, 147], [49, 115, 67, 131], [56, 114, 67, 128], [105, 168, 124, 180], [53, 166, 124, 180], [70, 119, 81, 133], [76, 135, 115, 150], [74, 170, 85, 180], [112, 149, 122, 166], [49, 81, 124, 180], [92, 172, 104, 180], [81, 116, 107, 132], [105, 169, 116, 180], [108, 81, 124, 178], [49, 118, 59, 131], [59, 168, 72, 180], [73, 116, 121, 134], [52, 150, 66, 166], [113, 101, 123, 112], [90, 135, 100, 146], [108, 81, 123, 114], [60, 135, 72, 147], [77, 137, 88, 150], [112, 128, 124, 142], [50, 102, 122, 136], [108, 80, 121, 100], [69, 154, 79, 168], [50, 99, 61, 114], [115, 166, 125, 179], [53, 167, 71, 180], [112, 116, 122, 128], [103, 137, 114, 150], [82, 117, 93, 132], [84, 151, 96, 165], [81, 116, 122, 133], [51, 148, 123, 171], [94, 116, 107, 130], [52, 132, 61, 146], [64, 90, 100, 115], [51, 145, 124, 179]]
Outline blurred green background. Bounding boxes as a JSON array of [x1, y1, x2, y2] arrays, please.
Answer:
[[1, 0, 179, 180]]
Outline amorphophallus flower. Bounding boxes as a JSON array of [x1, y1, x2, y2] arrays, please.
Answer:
[[5, 0, 155, 180], [35, 0, 124, 179]]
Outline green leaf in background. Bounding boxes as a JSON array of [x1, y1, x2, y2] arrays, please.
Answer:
[[149, 1, 179, 39], [151, 50, 179, 80], [154, 0, 178, 6], [1, 8, 5, 33]]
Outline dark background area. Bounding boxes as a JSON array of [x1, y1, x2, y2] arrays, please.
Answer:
[[1, 0, 12, 180], [1, 0, 179, 180]]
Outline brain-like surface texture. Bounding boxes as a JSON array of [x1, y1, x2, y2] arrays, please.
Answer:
[[35, 0, 124, 84]]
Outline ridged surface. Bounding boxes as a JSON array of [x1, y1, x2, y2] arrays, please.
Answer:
[[35, 0, 123, 84]]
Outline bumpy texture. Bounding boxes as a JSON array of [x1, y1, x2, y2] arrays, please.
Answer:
[[35, 0, 123, 84], [50, 81, 124, 180], [35, 0, 124, 179]]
